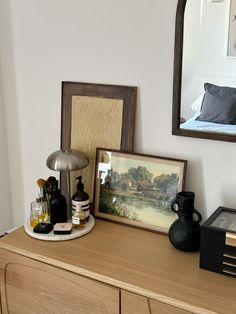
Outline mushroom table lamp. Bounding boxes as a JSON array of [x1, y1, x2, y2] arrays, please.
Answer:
[[46, 149, 89, 218]]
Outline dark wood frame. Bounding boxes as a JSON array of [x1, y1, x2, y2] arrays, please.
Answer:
[[203, 206, 236, 233], [94, 147, 187, 234], [172, 0, 236, 143], [60, 81, 137, 198]]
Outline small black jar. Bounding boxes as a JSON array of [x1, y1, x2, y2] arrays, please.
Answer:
[[168, 191, 202, 252]]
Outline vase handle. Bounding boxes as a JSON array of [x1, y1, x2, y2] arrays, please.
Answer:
[[171, 198, 179, 215], [193, 209, 202, 223]]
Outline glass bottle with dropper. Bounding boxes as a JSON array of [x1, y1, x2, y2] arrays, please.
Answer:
[[72, 203, 86, 228]]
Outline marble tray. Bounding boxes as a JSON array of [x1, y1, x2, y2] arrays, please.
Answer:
[[24, 215, 95, 241]]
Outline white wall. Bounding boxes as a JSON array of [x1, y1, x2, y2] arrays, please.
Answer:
[[1, 0, 236, 228], [0, 0, 13, 234], [0, 75, 13, 234]]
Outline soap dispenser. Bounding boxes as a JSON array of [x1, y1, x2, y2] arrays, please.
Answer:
[[72, 176, 90, 221], [49, 180, 67, 225]]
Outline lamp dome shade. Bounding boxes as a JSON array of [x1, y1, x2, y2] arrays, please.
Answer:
[[46, 149, 89, 172]]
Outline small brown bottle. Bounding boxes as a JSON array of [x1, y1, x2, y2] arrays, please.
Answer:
[[72, 203, 86, 228]]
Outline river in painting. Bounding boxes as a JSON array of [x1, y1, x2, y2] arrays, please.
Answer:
[[99, 190, 177, 230]]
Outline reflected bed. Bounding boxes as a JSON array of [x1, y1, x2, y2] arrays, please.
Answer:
[[180, 114, 236, 135], [180, 82, 236, 135]]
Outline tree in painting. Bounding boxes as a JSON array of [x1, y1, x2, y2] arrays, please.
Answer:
[[99, 164, 180, 221]]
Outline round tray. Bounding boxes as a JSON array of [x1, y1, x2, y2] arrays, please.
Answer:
[[24, 215, 95, 241]]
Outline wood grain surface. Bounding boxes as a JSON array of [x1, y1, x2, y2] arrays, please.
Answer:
[[0, 219, 235, 314], [121, 290, 193, 314], [0, 250, 119, 314]]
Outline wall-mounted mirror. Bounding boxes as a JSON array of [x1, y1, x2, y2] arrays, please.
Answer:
[[172, 0, 236, 142]]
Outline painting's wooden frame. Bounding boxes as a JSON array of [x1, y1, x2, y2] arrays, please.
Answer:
[[60, 82, 137, 204], [94, 148, 187, 234]]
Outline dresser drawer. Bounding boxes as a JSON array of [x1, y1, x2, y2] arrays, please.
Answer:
[[121, 290, 194, 314], [0, 249, 119, 314]]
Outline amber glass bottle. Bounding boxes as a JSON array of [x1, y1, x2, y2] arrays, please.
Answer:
[[71, 176, 90, 221], [72, 203, 86, 228]]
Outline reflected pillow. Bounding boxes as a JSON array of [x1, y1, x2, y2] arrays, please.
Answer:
[[196, 83, 236, 125]]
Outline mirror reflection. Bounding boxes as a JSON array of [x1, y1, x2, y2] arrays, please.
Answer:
[[173, 0, 236, 141]]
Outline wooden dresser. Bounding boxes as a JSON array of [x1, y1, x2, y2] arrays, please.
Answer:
[[0, 219, 235, 314]]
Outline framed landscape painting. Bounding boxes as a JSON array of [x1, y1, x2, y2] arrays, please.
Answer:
[[94, 148, 187, 234]]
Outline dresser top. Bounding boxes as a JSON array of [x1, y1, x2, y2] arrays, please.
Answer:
[[0, 219, 235, 314]]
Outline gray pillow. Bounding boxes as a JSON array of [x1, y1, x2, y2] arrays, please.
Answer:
[[196, 83, 236, 125]]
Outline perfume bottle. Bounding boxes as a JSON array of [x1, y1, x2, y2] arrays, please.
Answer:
[[30, 197, 48, 227], [72, 203, 86, 228]]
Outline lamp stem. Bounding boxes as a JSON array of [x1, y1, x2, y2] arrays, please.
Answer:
[[66, 171, 71, 219]]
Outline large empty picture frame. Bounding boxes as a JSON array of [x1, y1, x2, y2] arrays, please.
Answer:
[[60, 82, 137, 204]]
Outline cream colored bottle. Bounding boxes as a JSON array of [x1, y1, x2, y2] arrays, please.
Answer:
[[72, 203, 86, 228]]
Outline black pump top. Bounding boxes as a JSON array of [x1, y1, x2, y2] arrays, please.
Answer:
[[76, 176, 84, 191]]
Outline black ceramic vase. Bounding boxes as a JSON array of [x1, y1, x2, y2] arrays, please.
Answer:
[[168, 191, 202, 252]]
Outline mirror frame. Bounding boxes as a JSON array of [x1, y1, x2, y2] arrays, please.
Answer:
[[172, 0, 236, 143]]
